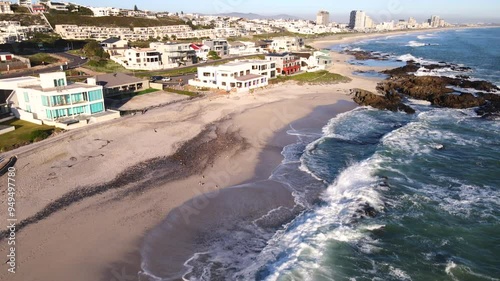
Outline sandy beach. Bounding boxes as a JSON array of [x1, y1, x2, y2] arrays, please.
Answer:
[[308, 26, 486, 49], [0, 38, 393, 281]]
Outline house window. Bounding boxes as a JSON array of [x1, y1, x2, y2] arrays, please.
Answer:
[[23, 92, 29, 102], [90, 102, 104, 114], [222, 82, 226, 86]]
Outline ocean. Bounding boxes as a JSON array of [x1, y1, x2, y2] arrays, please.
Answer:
[[141, 28, 500, 281]]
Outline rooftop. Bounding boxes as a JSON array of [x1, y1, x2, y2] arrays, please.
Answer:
[[95, 73, 146, 88], [101, 37, 123, 44], [266, 52, 293, 57], [20, 82, 98, 92], [235, 74, 263, 81]]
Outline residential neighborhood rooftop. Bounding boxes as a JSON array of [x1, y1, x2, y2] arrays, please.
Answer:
[[95, 73, 146, 88]]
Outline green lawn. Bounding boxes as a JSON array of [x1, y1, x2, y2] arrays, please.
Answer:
[[270, 70, 351, 85], [83, 60, 129, 73], [164, 88, 199, 97], [136, 88, 160, 96], [28, 53, 59, 67], [0, 119, 59, 152]]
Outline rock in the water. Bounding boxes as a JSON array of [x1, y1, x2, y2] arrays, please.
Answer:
[[351, 88, 415, 114]]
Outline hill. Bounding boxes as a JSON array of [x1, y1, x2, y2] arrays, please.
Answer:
[[45, 14, 186, 28]]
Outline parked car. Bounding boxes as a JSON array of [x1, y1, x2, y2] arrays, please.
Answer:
[[150, 76, 163, 82], [162, 77, 171, 82]]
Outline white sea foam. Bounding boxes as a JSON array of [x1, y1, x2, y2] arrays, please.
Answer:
[[389, 266, 413, 280], [238, 156, 387, 281], [397, 54, 427, 64], [406, 40, 428, 47], [417, 34, 436, 40]]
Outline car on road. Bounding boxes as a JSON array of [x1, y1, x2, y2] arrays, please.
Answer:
[[150, 76, 163, 82], [162, 77, 172, 82], [80, 56, 87, 60]]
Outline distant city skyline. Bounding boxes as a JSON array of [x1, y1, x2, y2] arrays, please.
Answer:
[[34, 0, 500, 23]]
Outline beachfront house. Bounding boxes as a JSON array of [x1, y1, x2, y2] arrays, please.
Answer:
[[1, 72, 119, 129], [265, 53, 301, 75], [111, 48, 163, 70], [94, 72, 150, 97], [269, 36, 305, 52], [189, 60, 276, 93], [296, 50, 333, 72]]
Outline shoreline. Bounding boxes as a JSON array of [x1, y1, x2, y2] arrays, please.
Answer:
[[309, 26, 496, 49], [0, 31, 394, 281], [138, 100, 357, 280]]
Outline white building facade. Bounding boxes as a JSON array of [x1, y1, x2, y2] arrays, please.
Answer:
[[189, 60, 277, 93]]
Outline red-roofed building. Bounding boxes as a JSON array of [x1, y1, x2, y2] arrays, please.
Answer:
[[189, 43, 210, 60], [32, 4, 47, 13]]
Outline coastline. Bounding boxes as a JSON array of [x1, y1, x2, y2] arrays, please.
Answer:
[[0, 33, 391, 281], [309, 26, 494, 49]]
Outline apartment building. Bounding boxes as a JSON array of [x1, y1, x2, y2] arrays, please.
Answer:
[[189, 60, 276, 93], [18, 0, 31, 6], [265, 53, 301, 75], [149, 42, 196, 68], [316, 11, 330, 26], [0, 2, 13, 14], [203, 39, 229, 56], [2, 72, 118, 128], [270, 37, 304, 52]]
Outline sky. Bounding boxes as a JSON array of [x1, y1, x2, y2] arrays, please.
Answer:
[[71, 0, 500, 23]]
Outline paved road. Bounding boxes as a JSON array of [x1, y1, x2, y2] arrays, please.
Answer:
[[152, 73, 196, 85], [0, 52, 88, 79]]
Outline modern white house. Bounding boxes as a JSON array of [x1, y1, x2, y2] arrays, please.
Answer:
[[0, 1, 13, 14], [2, 72, 119, 129], [111, 48, 163, 70], [228, 41, 262, 56], [89, 6, 120, 17], [299, 50, 333, 71], [189, 60, 276, 93], [202, 38, 229, 56], [100, 37, 129, 56], [150, 42, 196, 68], [270, 36, 305, 52]]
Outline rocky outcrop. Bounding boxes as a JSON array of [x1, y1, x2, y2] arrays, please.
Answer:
[[376, 62, 500, 116], [351, 88, 415, 114], [344, 50, 389, 60]]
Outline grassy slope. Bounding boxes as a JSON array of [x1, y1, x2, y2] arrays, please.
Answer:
[[45, 14, 185, 28], [0, 119, 58, 152], [0, 13, 46, 26], [270, 70, 351, 85]]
